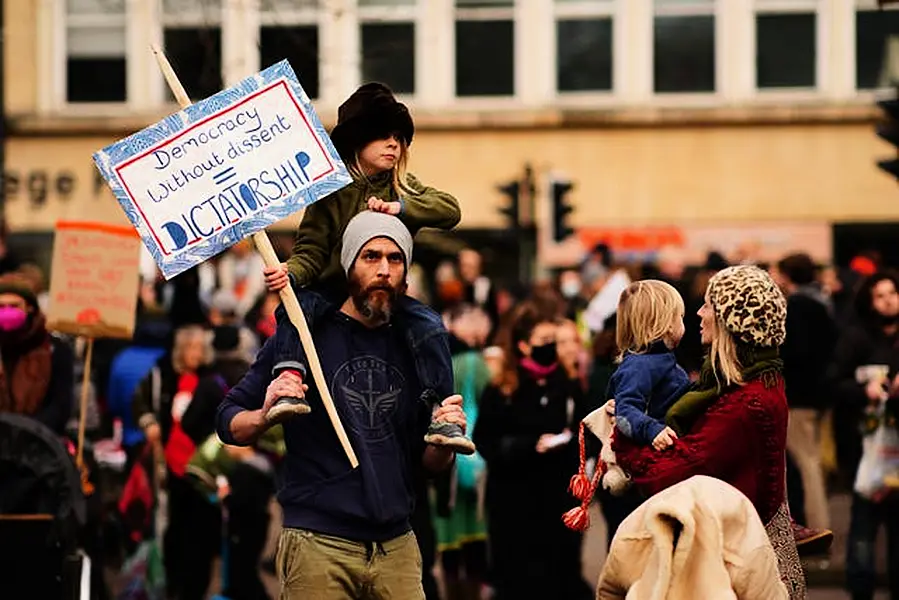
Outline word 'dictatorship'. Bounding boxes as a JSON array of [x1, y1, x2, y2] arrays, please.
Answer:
[[93, 60, 351, 279]]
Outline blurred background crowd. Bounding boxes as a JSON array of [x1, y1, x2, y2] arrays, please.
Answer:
[[1, 220, 896, 598]]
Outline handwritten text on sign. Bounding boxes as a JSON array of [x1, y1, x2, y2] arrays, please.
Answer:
[[119, 81, 326, 256], [46, 222, 141, 340], [93, 61, 352, 279]]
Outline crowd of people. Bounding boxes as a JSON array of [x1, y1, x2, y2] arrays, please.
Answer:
[[0, 80, 896, 600], [2, 227, 897, 599]]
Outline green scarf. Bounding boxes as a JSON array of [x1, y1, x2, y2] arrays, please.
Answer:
[[665, 344, 783, 437]]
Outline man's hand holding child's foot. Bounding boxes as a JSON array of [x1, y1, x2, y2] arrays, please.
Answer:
[[264, 362, 311, 425], [423, 393, 476, 455], [652, 426, 678, 451]]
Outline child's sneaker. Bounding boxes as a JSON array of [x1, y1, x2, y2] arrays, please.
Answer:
[[420, 390, 476, 455], [266, 397, 312, 424], [266, 361, 312, 424], [791, 520, 833, 557], [424, 421, 476, 455]]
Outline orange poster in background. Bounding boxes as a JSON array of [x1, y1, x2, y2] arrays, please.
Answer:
[[46, 221, 141, 339], [578, 227, 685, 252], [576, 222, 831, 265]]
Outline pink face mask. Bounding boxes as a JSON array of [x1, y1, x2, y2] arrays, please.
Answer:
[[0, 306, 28, 332]]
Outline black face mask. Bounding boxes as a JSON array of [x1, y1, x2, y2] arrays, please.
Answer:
[[530, 342, 558, 367]]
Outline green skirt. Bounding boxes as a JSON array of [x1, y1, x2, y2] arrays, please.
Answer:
[[433, 487, 488, 552]]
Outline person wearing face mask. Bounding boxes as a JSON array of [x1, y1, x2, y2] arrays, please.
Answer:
[[559, 269, 589, 324], [473, 301, 593, 600], [0, 273, 74, 435]]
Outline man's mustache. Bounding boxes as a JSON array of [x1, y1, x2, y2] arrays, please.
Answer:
[[365, 283, 395, 295]]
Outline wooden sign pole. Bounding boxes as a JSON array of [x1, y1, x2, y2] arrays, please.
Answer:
[[150, 45, 359, 469], [76, 337, 94, 468]]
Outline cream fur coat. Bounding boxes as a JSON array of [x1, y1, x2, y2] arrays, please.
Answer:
[[596, 475, 788, 600]]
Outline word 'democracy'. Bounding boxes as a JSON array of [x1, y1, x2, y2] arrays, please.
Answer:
[[93, 60, 352, 279]]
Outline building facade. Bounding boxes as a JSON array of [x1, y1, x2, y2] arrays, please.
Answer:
[[4, 0, 899, 267]]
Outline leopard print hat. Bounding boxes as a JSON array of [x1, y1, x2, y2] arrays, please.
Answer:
[[707, 265, 787, 347]]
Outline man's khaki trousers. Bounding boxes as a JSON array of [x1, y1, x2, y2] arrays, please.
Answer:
[[276, 528, 424, 600]]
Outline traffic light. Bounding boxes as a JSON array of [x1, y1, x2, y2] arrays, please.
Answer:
[[497, 180, 521, 228], [876, 90, 899, 179], [550, 179, 575, 242]]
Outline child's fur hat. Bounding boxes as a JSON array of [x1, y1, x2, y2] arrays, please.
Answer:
[[329, 82, 414, 163]]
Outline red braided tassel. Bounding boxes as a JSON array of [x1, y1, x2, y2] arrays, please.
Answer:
[[562, 504, 590, 531], [563, 454, 609, 532], [569, 474, 592, 501], [568, 421, 592, 501]]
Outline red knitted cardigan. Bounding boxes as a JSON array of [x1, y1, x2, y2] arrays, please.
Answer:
[[613, 376, 789, 524]]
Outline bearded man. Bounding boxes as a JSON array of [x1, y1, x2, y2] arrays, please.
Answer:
[[216, 211, 470, 599]]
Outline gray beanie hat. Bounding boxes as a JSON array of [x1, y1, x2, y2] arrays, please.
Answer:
[[340, 211, 413, 274]]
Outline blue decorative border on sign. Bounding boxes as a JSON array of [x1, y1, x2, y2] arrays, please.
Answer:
[[92, 60, 352, 280]]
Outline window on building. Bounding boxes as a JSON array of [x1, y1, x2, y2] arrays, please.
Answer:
[[162, 0, 223, 102], [653, 0, 715, 93], [555, 1, 614, 93], [455, 0, 515, 97], [259, 0, 320, 98], [66, 0, 127, 103], [756, 9, 816, 89], [856, 7, 899, 90], [359, 0, 416, 94]]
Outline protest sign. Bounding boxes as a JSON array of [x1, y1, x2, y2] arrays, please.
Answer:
[[91, 48, 359, 468], [47, 220, 141, 471], [92, 59, 352, 280], [46, 221, 141, 340]]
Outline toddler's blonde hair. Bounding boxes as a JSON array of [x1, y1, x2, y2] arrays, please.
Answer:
[[616, 280, 684, 359]]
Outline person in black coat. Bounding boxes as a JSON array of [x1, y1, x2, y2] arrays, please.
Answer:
[[473, 302, 592, 600]]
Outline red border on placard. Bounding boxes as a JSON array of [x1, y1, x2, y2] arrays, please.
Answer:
[[114, 79, 336, 256]]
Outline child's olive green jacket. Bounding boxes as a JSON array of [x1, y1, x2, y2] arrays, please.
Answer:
[[285, 172, 460, 289]]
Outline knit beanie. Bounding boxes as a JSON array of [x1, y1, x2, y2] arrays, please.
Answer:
[[340, 211, 413, 275], [707, 265, 787, 347], [0, 272, 39, 310]]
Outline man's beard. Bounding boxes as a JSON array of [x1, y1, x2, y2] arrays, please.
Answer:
[[348, 274, 406, 324]]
